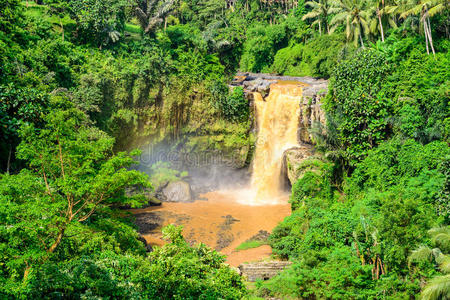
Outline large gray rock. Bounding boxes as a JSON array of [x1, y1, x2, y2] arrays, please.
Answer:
[[162, 181, 193, 203], [282, 147, 328, 186], [282, 146, 315, 186], [125, 185, 161, 208]]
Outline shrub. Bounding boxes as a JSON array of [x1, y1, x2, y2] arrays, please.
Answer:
[[325, 49, 393, 164], [271, 33, 352, 77], [217, 86, 249, 122]]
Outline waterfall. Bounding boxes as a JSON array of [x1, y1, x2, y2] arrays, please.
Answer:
[[249, 81, 306, 204]]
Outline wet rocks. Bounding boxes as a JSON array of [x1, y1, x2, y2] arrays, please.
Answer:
[[238, 261, 293, 282], [161, 180, 193, 203], [125, 185, 161, 208], [242, 77, 275, 94], [134, 211, 192, 235], [216, 215, 240, 251], [134, 212, 165, 234], [246, 230, 270, 243]]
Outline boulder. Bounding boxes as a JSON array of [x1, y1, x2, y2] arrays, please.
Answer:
[[162, 180, 193, 203], [242, 77, 275, 94], [282, 146, 315, 186], [125, 185, 161, 208]]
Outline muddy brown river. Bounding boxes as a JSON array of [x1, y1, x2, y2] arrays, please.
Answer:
[[131, 190, 291, 266]]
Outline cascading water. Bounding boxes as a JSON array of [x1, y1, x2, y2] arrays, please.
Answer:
[[248, 81, 306, 204]]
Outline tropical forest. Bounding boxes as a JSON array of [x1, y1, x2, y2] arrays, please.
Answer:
[[0, 0, 449, 298]]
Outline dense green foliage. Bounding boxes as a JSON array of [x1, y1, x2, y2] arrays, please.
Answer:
[[258, 11, 449, 297], [0, 0, 448, 298], [326, 49, 394, 163]]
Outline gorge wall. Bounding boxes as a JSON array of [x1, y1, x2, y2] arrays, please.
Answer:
[[136, 73, 328, 205]]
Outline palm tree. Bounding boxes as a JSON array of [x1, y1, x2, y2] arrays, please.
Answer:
[[135, 0, 175, 34], [409, 227, 450, 300], [302, 0, 340, 35], [330, 0, 372, 47], [400, 0, 449, 55], [383, 0, 412, 30], [370, 0, 386, 41]]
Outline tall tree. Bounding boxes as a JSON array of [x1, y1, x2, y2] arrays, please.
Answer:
[[1, 104, 150, 282], [302, 0, 340, 35], [400, 0, 449, 55], [330, 0, 372, 47], [134, 0, 175, 33], [371, 0, 386, 41]]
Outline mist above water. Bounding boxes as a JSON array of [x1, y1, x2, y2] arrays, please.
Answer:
[[136, 81, 306, 206]]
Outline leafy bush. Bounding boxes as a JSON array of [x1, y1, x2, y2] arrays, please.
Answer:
[[69, 0, 127, 46], [266, 136, 447, 298], [271, 33, 352, 77], [5, 226, 247, 299], [239, 23, 289, 72], [258, 247, 377, 299], [326, 49, 393, 164], [134, 225, 247, 299], [385, 50, 449, 143], [217, 86, 249, 122]]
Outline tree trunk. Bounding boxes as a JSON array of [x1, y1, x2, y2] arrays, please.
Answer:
[[319, 20, 321, 35], [60, 19, 64, 41], [48, 227, 66, 254], [6, 144, 11, 174], [377, 8, 384, 42], [426, 14, 435, 56], [424, 18, 430, 55], [359, 31, 365, 48]]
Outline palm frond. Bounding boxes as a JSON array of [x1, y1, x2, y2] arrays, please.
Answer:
[[400, 5, 423, 19], [420, 274, 450, 300], [369, 18, 378, 33], [360, 19, 370, 34], [388, 17, 397, 28], [330, 11, 348, 25], [156, 0, 175, 18], [328, 7, 342, 14], [427, 3, 444, 16], [429, 227, 450, 251], [439, 255, 450, 273], [305, 1, 320, 8], [135, 7, 149, 28], [302, 11, 321, 20], [409, 245, 433, 263]]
